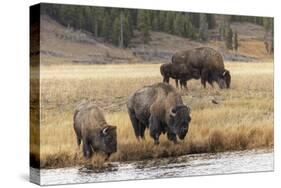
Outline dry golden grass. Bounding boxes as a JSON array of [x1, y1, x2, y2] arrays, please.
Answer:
[[30, 62, 274, 169]]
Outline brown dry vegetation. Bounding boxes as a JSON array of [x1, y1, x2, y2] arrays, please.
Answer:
[[30, 62, 273, 169]]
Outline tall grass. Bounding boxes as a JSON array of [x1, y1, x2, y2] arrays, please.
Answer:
[[31, 62, 274, 168]]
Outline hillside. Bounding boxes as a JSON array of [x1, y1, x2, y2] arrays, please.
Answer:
[[39, 16, 273, 65]]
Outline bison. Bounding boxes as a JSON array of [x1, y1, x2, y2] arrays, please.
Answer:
[[73, 101, 117, 159], [171, 47, 231, 89], [160, 62, 200, 89], [127, 82, 191, 145]]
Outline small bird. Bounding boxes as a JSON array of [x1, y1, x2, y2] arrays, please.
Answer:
[[211, 99, 219, 104]]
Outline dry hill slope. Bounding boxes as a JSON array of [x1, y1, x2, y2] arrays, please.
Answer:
[[39, 16, 272, 65]]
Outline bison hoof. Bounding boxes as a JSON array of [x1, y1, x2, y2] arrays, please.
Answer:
[[104, 153, 111, 161]]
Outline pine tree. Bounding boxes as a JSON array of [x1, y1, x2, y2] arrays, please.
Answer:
[[123, 14, 132, 47], [206, 14, 216, 29], [225, 27, 233, 50], [137, 10, 151, 44], [233, 31, 238, 51], [83, 7, 93, 31], [152, 14, 159, 31], [164, 12, 174, 33], [173, 14, 185, 36], [199, 14, 208, 41], [119, 12, 124, 48], [158, 11, 166, 31], [190, 13, 200, 28], [112, 17, 120, 46], [126, 12, 134, 38], [182, 14, 196, 39], [101, 12, 112, 40]]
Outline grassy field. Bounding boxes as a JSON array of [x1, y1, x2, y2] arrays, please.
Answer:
[[30, 62, 273, 168]]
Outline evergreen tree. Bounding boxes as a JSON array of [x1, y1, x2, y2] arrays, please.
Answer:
[[119, 12, 124, 48], [112, 17, 121, 46], [126, 12, 134, 38], [199, 14, 208, 41], [158, 11, 166, 31], [123, 14, 132, 47], [233, 31, 239, 51], [164, 12, 174, 33], [263, 17, 273, 32], [173, 14, 185, 36], [152, 14, 159, 31], [190, 13, 200, 28], [137, 10, 151, 44], [182, 14, 196, 39], [206, 14, 216, 29], [225, 27, 233, 50], [101, 12, 112, 40], [219, 15, 231, 40]]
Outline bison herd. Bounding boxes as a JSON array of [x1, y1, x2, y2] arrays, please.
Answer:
[[73, 47, 231, 160], [161, 47, 231, 89]]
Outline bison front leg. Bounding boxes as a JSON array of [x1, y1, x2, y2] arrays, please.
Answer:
[[139, 122, 146, 139], [167, 131, 177, 144], [149, 116, 160, 145], [163, 76, 170, 83], [104, 153, 111, 161], [82, 138, 92, 159], [201, 69, 208, 88], [180, 80, 188, 90]]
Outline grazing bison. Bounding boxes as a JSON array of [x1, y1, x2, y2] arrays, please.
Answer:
[[171, 47, 231, 89], [160, 62, 200, 89], [127, 82, 191, 145], [73, 101, 117, 159]]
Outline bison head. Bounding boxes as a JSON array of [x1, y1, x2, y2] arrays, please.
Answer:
[[98, 125, 117, 155], [218, 69, 231, 89], [169, 105, 191, 140]]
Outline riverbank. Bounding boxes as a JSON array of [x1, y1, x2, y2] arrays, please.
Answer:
[[34, 149, 273, 185]]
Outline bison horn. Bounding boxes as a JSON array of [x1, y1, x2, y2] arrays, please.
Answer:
[[102, 127, 109, 135], [170, 107, 176, 117], [223, 70, 229, 76]]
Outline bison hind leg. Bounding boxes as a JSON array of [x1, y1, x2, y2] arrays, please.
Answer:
[[128, 109, 142, 139], [201, 69, 209, 88]]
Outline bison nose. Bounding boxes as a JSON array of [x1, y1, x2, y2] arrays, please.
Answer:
[[181, 127, 188, 132], [179, 133, 187, 140]]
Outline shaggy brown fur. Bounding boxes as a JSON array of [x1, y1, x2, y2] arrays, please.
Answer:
[[74, 101, 117, 159], [171, 47, 231, 89], [127, 82, 191, 144]]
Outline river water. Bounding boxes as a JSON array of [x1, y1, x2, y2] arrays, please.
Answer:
[[34, 149, 273, 185]]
